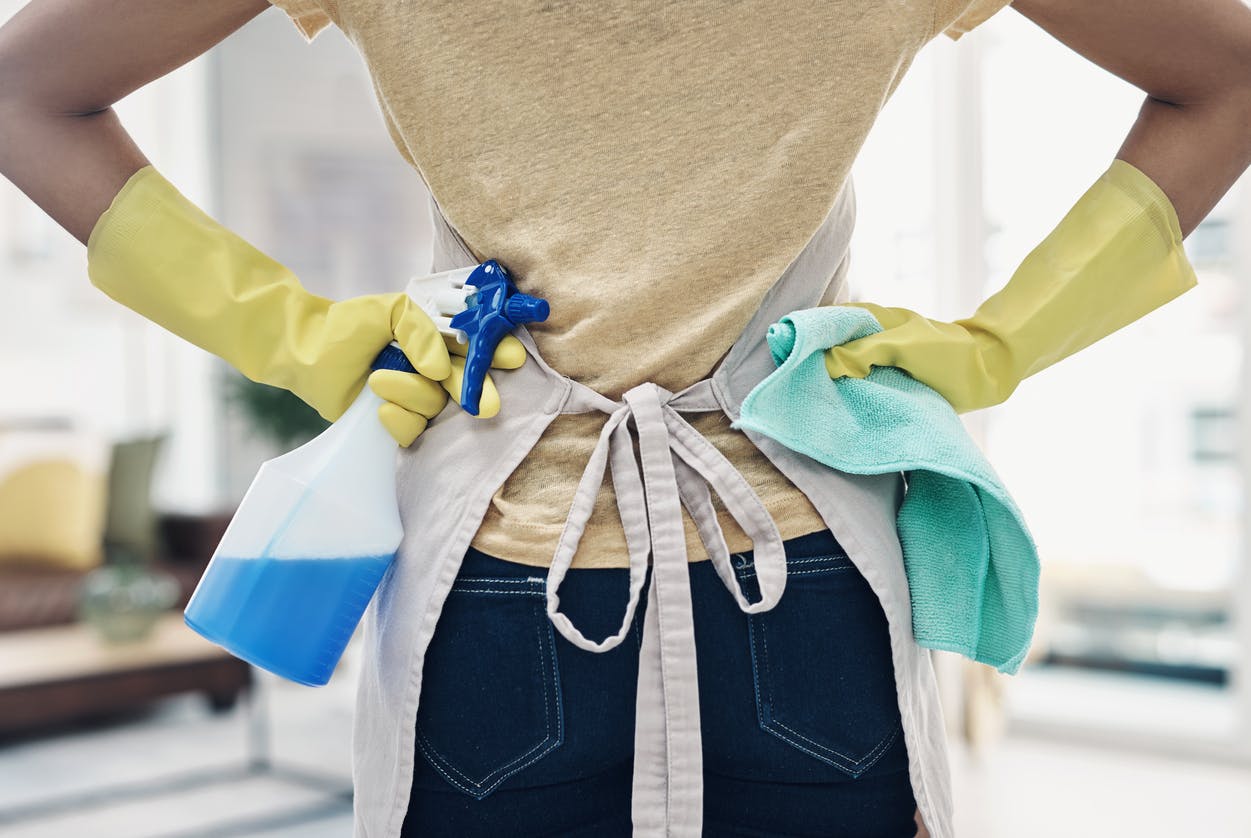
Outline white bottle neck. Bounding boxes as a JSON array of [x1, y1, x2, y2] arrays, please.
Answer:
[[323, 384, 398, 470]]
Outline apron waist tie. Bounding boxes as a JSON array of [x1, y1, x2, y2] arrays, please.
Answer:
[[545, 378, 789, 837]]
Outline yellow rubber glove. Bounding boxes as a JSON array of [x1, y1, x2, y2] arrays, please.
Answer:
[[87, 165, 526, 446], [824, 158, 1199, 413]]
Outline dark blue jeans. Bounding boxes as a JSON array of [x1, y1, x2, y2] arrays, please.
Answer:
[[402, 528, 916, 837]]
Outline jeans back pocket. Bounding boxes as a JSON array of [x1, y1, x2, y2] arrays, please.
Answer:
[[415, 574, 564, 799], [735, 542, 903, 779]]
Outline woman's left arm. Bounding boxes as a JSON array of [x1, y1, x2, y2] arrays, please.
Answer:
[[1011, 0, 1251, 237]]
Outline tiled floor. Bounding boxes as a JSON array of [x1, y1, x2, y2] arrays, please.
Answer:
[[3, 645, 1250, 837]]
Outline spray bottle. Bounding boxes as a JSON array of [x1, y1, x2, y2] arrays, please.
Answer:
[[183, 260, 548, 686]]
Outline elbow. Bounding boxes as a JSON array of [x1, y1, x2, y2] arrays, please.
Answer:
[[0, 28, 102, 122], [1154, 21, 1251, 115], [1168, 60, 1251, 161]]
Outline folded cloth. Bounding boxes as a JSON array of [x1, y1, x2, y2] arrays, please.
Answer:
[[734, 305, 1040, 674]]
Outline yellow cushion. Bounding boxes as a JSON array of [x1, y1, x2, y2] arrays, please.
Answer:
[[0, 431, 108, 571]]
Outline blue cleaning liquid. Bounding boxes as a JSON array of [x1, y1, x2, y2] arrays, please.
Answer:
[[184, 554, 393, 686]]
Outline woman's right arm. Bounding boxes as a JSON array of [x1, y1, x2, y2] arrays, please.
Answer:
[[0, 0, 509, 439], [0, 0, 270, 244]]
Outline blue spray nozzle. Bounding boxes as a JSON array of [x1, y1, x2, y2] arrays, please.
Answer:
[[505, 293, 550, 324], [448, 260, 549, 416]]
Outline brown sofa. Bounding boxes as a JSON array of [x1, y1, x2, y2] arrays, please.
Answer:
[[0, 513, 226, 631]]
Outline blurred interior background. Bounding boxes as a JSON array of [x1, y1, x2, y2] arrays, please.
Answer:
[[1, 3, 1249, 837]]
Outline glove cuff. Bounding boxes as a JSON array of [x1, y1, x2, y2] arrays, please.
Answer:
[[85, 164, 336, 404], [1100, 158, 1185, 250], [86, 165, 165, 268]]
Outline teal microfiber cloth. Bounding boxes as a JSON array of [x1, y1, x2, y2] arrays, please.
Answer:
[[733, 305, 1040, 674]]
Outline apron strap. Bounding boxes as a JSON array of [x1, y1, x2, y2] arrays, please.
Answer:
[[545, 403, 651, 651], [622, 383, 703, 836], [543, 378, 789, 837], [661, 403, 787, 613], [667, 420, 786, 614]]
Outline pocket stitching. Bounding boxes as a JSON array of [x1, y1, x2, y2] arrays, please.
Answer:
[[415, 581, 564, 799], [739, 566, 853, 581], [445, 587, 543, 596], [787, 554, 851, 566], [736, 552, 853, 582], [735, 551, 850, 572], [747, 591, 901, 778], [765, 713, 902, 777], [451, 577, 546, 585]]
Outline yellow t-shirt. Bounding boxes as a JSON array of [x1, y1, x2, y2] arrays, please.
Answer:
[[268, 0, 1012, 568]]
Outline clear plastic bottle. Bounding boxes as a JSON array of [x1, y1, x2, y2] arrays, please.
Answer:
[[183, 346, 411, 686], [183, 261, 547, 686]]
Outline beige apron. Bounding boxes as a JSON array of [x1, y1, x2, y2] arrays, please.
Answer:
[[351, 178, 954, 838]]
